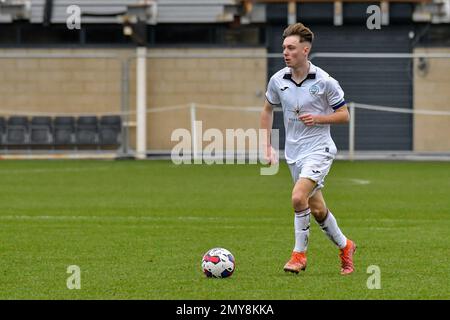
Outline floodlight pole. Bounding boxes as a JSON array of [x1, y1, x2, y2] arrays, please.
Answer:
[[136, 46, 147, 159]]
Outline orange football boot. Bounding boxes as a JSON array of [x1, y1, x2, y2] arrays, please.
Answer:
[[339, 239, 357, 275], [283, 251, 307, 274]]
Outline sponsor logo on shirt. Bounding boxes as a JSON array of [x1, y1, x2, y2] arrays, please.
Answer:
[[288, 106, 302, 122]]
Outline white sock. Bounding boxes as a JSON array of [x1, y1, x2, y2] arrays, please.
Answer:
[[318, 210, 347, 249], [294, 208, 310, 253]]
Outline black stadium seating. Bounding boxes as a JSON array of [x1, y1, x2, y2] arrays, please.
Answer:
[[99, 115, 122, 146], [0, 117, 5, 145], [54, 116, 75, 145], [0, 115, 122, 150], [76, 116, 98, 145], [30, 116, 53, 145], [6, 116, 29, 145]]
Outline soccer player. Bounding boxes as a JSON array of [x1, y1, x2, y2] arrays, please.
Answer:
[[260, 23, 356, 275]]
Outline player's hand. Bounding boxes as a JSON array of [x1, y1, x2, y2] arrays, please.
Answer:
[[299, 113, 316, 126], [264, 146, 279, 165]]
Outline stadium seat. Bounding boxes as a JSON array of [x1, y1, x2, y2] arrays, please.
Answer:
[[76, 116, 98, 146], [99, 115, 122, 146], [6, 116, 29, 145], [0, 117, 5, 145], [54, 116, 75, 145], [30, 116, 53, 145]]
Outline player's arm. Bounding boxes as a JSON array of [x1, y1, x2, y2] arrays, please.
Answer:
[[299, 105, 350, 126], [260, 99, 278, 164], [260, 99, 273, 144]]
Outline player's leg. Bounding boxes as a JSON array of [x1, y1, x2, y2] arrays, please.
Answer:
[[309, 190, 357, 275], [309, 190, 346, 248], [291, 177, 316, 252], [283, 176, 315, 274]]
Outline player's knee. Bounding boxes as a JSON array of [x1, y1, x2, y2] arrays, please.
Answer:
[[292, 194, 308, 212]]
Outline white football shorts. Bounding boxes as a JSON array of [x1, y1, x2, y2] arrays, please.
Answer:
[[288, 152, 335, 195]]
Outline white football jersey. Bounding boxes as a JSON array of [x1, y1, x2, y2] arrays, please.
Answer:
[[265, 62, 346, 164]]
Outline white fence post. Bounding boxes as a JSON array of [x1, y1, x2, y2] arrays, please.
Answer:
[[190, 103, 199, 162], [349, 102, 355, 161], [136, 47, 147, 160]]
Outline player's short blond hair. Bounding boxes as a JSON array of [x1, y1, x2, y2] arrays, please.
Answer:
[[282, 23, 314, 44]]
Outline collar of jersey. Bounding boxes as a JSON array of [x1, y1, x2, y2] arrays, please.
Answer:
[[283, 63, 317, 87]]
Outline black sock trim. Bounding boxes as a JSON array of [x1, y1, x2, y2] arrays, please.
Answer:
[[295, 207, 310, 214], [295, 207, 311, 217]]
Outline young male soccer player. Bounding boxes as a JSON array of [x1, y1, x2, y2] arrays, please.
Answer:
[[260, 23, 356, 275]]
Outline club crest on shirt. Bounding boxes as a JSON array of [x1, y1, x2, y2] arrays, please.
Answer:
[[309, 84, 319, 96]]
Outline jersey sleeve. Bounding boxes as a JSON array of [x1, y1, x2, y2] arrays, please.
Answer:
[[265, 76, 281, 106], [326, 77, 346, 110]]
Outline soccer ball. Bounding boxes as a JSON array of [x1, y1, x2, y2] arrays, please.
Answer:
[[201, 247, 235, 278]]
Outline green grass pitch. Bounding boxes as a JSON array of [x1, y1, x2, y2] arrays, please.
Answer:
[[0, 159, 448, 299]]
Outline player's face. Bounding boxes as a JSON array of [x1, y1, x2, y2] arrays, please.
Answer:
[[282, 36, 310, 68]]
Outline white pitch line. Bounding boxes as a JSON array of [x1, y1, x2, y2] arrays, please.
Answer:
[[347, 178, 371, 185], [0, 215, 279, 222], [0, 215, 442, 224], [333, 178, 371, 185], [0, 167, 110, 174]]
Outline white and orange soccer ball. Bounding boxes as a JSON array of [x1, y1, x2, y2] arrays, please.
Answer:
[[201, 248, 235, 278]]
